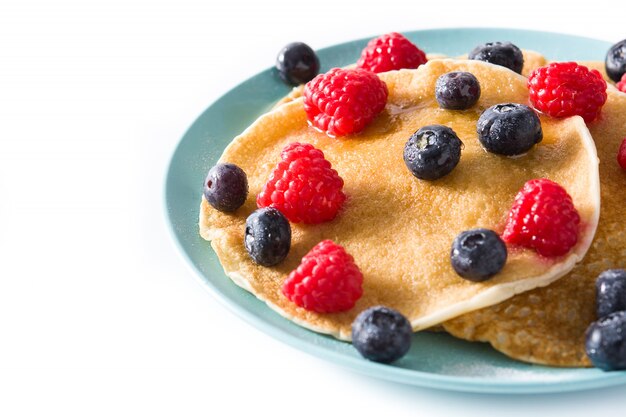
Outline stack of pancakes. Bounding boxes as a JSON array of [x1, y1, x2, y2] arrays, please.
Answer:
[[200, 53, 626, 367]]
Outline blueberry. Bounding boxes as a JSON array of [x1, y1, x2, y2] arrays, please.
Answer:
[[276, 42, 320, 86], [203, 163, 248, 212], [585, 311, 626, 371], [468, 41, 524, 74], [450, 228, 507, 282], [435, 71, 481, 110], [352, 306, 412, 364], [244, 208, 291, 266], [477, 103, 543, 156], [596, 269, 626, 319], [403, 125, 463, 180], [606, 39, 626, 82]]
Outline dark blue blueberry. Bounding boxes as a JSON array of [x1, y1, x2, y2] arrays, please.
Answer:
[[596, 269, 626, 319], [276, 42, 320, 86], [606, 39, 626, 82], [450, 228, 507, 282], [468, 42, 524, 74], [403, 125, 462, 180], [585, 311, 626, 371], [244, 208, 291, 266], [477, 103, 543, 156], [435, 71, 481, 110], [352, 306, 412, 364], [203, 163, 248, 212]]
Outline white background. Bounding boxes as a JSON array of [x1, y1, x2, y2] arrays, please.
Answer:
[[1, 0, 625, 415]]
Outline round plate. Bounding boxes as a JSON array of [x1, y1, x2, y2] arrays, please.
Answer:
[[164, 28, 626, 393]]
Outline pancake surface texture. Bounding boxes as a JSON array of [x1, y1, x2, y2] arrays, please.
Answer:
[[443, 88, 626, 367], [200, 59, 600, 340]]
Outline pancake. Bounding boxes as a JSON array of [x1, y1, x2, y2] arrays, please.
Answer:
[[200, 59, 600, 340], [443, 88, 626, 367]]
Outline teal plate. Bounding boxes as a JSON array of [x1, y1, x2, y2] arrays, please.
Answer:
[[165, 28, 626, 393]]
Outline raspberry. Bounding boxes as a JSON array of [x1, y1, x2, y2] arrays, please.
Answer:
[[618, 138, 626, 170], [282, 240, 363, 313], [256, 142, 346, 224], [502, 178, 580, 257], [356, 32, 427, 73], [528, 62, 607, 123], [617, 74, 626, 93], [303, 68, 388, 137]]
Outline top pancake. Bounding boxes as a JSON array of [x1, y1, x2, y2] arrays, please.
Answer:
[[443, 86, 626, 367], [199, 59, 600, 340]]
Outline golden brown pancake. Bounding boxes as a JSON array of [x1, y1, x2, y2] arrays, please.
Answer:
[[200, 59, 600, 340], [443, 88, 626, 367]]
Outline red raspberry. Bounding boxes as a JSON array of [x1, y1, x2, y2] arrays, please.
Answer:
[[618, 138, 626, 170], [256, 142, 345, 224], [528, 62, 607, 122], [282, 240, 363, 313], [502, 178, 580, 257], [303, 68, 388, 137], [356, 32, 428, 73], [617, 73, 626, 93]]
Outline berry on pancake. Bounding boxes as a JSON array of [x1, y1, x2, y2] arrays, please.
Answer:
[[468, 42, 524, 74], [450, 229, 507, 282], [435, 71, 481, 110], [357, 32, 427, 73], [403, 125, 463, 180], [477, 103, 542, 156], [528, 62, 607, 122], [282, 240, 363, 313], [257, 142, 346, 224], [303, 68, 388, 137], [203, 163, 248, 213], [502, 178, 580, 257], [244, 208, 291, 266]]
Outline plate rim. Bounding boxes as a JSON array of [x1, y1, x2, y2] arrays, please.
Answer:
[[164, 27, 626, 394]]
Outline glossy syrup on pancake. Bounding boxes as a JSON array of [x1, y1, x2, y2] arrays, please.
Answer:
[[199, 59, 600, 340], [443, 88, 626, 367]]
